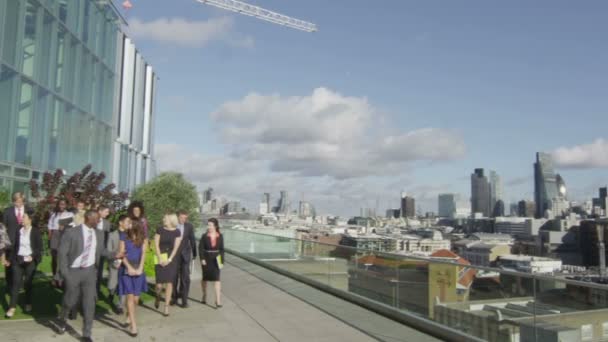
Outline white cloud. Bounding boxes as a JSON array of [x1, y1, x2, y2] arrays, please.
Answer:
[[552, 138, 608, 169], [212, 87, 466, 179], [127, 17, 253, 48], [156, 87, 467, 215]]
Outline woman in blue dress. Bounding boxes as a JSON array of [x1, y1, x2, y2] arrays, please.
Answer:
[[118, 220, 148, 337]]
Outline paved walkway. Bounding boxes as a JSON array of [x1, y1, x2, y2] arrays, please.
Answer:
[[0, 260, 377, 342]]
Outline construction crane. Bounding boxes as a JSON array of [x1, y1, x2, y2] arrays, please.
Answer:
[[121, 0, 317, 32], [198, 0, 317, 32]]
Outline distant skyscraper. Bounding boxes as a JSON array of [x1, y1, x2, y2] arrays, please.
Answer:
[[278, 191, 289, 214], [492, 200, 505, 217], [263, 193, 271, 214], [299, 201, 313, 218], [401, 195, 416, 218], [471, 168, 491, 217], [489, 170, 503, 215], [203, 187, 214, 204], [600, 187, 608, 209], [534, 152, 567, 218], [517, 200, 535, 217], [438, 194, 458, 218]]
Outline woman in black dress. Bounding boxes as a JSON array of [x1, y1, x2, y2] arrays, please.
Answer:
[[199, 218, 224, 308], [154, 214, 182, 316]]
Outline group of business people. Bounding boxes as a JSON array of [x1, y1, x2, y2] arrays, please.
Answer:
[[1, 193, 225, 342]]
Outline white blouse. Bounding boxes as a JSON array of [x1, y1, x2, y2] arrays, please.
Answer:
[[48, 211, 75, 231], [18, 227, 33, 257]]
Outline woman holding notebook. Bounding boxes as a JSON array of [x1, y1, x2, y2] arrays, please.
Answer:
[[154, 213, 182, 316], [199, 218, 224, 308]]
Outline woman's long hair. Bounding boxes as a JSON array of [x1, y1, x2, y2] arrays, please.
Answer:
[[127, 201, 145, 219], [127, 220, 146, 248], [54, 199, 67, 213], [208, 218, 220, 233]]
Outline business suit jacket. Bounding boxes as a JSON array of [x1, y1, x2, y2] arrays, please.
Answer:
[[106, 229, 123, 291], [58, 224, 114, 279], [99, 218, 111, 247], [2, 206, 29, 249], [7, 227, 43, 265], [178, 222, 197, 261]]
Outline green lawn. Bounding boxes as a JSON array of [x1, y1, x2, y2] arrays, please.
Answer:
[[1, 256, 155, 320]]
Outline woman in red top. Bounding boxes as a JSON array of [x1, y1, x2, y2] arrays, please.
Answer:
[[198, 218, 224, 308]]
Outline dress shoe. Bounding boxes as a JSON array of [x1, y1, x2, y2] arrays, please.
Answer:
[[181, 302, 189, 309], [57, 319, 67, 334]]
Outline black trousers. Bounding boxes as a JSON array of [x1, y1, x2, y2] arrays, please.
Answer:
[[51, 250, 58, 277], [10, 261, 37, 308], [172, 256, 191, 304], [5, 264, 13, 294], [96, 257, 106, 294]]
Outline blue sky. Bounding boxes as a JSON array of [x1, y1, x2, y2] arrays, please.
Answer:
[[119, 0, 608, 215]]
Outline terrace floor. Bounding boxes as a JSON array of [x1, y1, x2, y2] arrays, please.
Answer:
[[0, 255, 440, 342]]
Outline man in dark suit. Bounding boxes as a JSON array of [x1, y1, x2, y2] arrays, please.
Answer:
[[95, 205, 111, 295], [57, 210, 122, 342], [172, 210, 197, 308], [2, 192, 27, 295]]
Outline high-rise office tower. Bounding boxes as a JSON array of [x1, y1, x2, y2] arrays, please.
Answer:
[[278, 191, 289, 214], [299, 201, 312, 218], [489, 170, 503, 216], [534, 152, 567, 218], [401, 195, 416, 218], [517, 200, 535, 217], [438, 194, 458, 218], [471, 168, 491, 217], [263, 193, 271, 213], [203, 187, 214, 204], [492, 199, 505, 217]]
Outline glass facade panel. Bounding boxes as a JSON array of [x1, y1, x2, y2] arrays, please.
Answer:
[[39, 11, 54, 87], [22, 0, 39, 78], [15, 80, 33, 165], [0, 66, 18, 161], [0, 164, 11, 176], [14, 167, 30, 179], [2, 0, 20, 66], [31, 87, 50, 168], [54, 27, 65, 92], [48, 97, 60, 170]]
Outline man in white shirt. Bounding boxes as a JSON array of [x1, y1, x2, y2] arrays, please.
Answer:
[[57, 210, 121, 341]]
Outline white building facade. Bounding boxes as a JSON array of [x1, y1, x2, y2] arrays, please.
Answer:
[[112, 34, 157, 193]]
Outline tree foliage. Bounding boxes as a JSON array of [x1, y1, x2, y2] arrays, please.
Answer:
[[28, 165, 129, 225], [0, 186, 10, 212], [132, 172, 201, 234]]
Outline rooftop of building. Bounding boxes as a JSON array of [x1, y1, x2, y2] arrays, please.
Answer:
[[499, 254, 562, 262]]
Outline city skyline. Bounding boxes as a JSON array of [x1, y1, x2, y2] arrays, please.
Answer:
[[120, 1, 608, 216]]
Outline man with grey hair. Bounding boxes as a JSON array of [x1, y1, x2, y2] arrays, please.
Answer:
[[57, 210, 123, 341]]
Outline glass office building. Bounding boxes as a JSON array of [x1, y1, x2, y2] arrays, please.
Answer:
[[0, 0, 156, 195]]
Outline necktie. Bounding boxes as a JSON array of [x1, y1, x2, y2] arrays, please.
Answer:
[[16, 208, 22, 225], [81, 230, 93, 268]]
